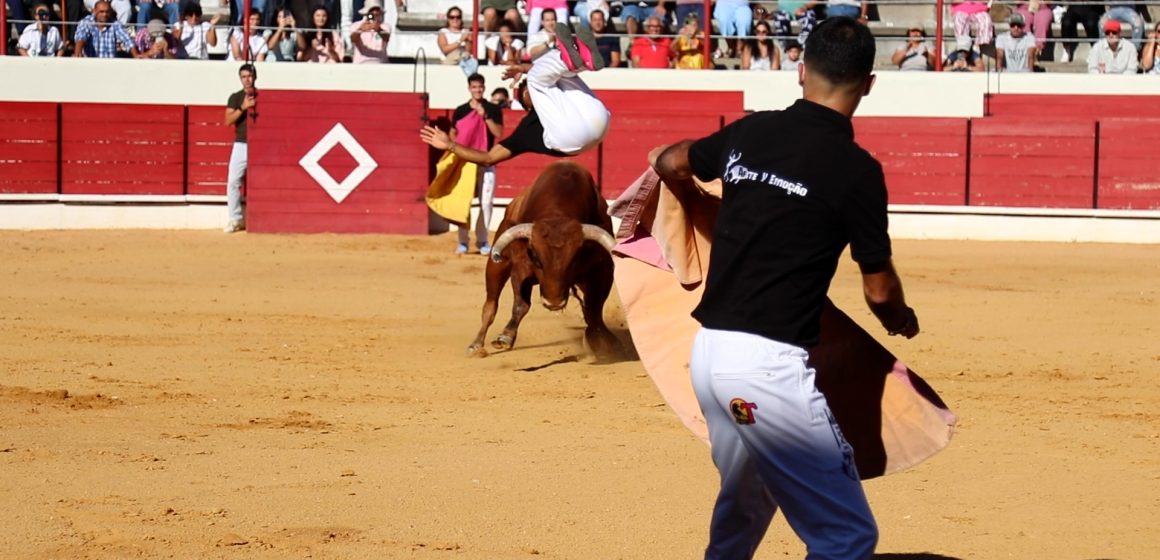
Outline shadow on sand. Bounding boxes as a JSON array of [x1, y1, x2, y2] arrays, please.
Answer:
[[875, 554, 964, 560]]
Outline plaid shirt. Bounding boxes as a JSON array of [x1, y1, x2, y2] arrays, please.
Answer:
[[75, 15, 135, 58]]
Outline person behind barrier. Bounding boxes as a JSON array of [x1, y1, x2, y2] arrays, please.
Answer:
[[491, 87, 511, 109], [1059, 1, 1103, 63], [134, 17, 184, 59], [943, 47, 984, 71], [950, 0, 993, 52], [780, 38, 803, 70], [300, 6, 343, 63], [17, 3, 65, 57], [351, 0, 391, 63], [451, 73, 505, 256], [740, 20, 780, 70], [420, 23, 610, 165], [73, 0, 138, 58], [651, 17, 919, 560], [589, 9, 623, 67], [223, 63, 258, 234], [1088, 19, 1139, 74], [525, 7, 559, 59], [481, 0, 523, 34], [892, 26, 935, 71], [437, 5, 474, 71], [485, 19, 524, 66], [1099, 1, 1146, 49], [173, 3, 222, 61], [619, 0, 667, 37], [996, 13, 1037, 72], [226, 10, 269, 61], [1013, 0, 1053, 55], [1142, 22, 1160, 74], [630, 15, 673, 68], [671, 12, 706, 69]]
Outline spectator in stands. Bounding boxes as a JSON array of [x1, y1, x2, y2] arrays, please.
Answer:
[[300, 6, 343, 62], [574, 0, 610, 28], [481, 0, 523, 33], [351, 0, 391, 64], [740, 20, 780, 70], [631, 15, 673, 67], [73, 0, 138, 58], [526, 7, 559, 59], [950, 0, 993, 51], [1060, 2, 1104, 63], [780, 38, 802, 70], [527, 0, 569, 38], [825, 0, 866, 21], [264, 8, 299, 62], [1142, 23, 1160, 74], [943, 48, 984, 71], [714, 0, 752, 58], [1014, 0, 1053, 56], [620, 0, 666, 37], [1088, 19, 1139, 73], [224, 63, 257, 234], [173, 3, 221, 61], [226, 11, 269, 62], [589, 9, 623, 67], [491, 87, 511, 109], [438, 5, 475, 72], [770, 0, 816, 48], [669, 0, 706, 30], [83, 0, 131, 26], [136, 0, 181, 26], [485, 19, 524, 65], [892, 26, 935, 71], [1100, 1, 1146, 48], [671, 12, 706, 69], [996, 14, 1038, 72], [450, 73, 504, 256], [134, 17, 184, 58], [17, 3, 65, 57]]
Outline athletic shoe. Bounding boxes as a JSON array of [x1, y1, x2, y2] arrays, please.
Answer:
[[479, 243, 492, 257], [555, 25, 585, 72], [223, 220, 245, 233], [456, 243, 469, 255], [574, 23, 605, 71]]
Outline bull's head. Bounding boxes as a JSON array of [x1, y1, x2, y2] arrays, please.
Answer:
[[491, 218, 616, 311]]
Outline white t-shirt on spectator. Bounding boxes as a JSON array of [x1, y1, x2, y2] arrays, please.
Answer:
[[175, 21, 214, 60], [484, 34, 525, 64], [226, 28, 270, 61], [18, 24, 63, 57], [526, 30, 555, 56], [996, 32, 1036, 72], [895, 41, 932, 71]]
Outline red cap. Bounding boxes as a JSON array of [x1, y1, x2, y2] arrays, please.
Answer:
[[1104, 20, 1122, 33]]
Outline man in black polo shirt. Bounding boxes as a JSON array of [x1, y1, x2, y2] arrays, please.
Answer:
[[450, 73, 504, 255], [653, 17, 919, 560]]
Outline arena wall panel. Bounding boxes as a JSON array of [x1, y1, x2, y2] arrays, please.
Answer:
[[968, 117, 1096, 208], [186, 106, 235, 197], [854, 117, 969, 206], [247, 90, 430, 234], [1097, 118, 1160, 210], [492, 109, 599, 200], [0, 102, 58, 195], [985, 94, 1160, 119], [60, 104, 186, 196], [600, 113, 723, 198]]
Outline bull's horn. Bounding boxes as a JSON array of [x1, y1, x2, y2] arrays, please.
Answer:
[[490, 223, 534, 263], [582, 225, 617, 252]]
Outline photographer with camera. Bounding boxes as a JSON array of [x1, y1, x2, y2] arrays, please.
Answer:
[[134, 17, 183, 59], [17, 3, 65, 57], [351, 0, 390, 63], [298, 6, 342, 62], [265, 8, 299, 62]]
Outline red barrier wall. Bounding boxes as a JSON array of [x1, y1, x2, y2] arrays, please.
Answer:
[[854, 117, 969, 206], [0, 102, 57, 195], [247, 91, 430, 234], [986, 94, 1160, 119], [61, 104, 186, 196], [1098, 118, 1160, 210], [187, 106, 234, 197], [492, 109, 600, 200], [969, 117, 1097, 208]]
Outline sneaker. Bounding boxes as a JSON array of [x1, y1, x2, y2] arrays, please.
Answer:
[[223, 220, 245, 233], [574, 23, 605, 71], [554, 25, 585, 72], [455, 243, 469, 255], [1059, 50, 1070, 63], [479, 243, 492, 257]]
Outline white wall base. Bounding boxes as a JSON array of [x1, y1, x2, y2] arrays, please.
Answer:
[[0, 203, 228, 230]]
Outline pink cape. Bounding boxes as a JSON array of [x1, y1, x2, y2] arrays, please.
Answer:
[[610, 168, 956, 479]]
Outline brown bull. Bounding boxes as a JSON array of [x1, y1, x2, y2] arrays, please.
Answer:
[[467, 161, 619, 358]]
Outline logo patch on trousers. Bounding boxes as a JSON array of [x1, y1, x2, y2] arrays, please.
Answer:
[[729, 398, 758, 425]]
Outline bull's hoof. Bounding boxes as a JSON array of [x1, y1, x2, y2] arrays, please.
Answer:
[[491, 334, 514, 350], [466, 344, 489, 358]]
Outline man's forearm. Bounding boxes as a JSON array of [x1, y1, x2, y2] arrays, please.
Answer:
[[861, 261, 917, 335], [654, 140, 695, 183]]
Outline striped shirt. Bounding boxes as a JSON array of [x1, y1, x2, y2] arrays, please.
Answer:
[[75, 15, 134, 58]]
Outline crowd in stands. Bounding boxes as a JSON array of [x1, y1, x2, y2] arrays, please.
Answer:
[[3, 0, 1160, 73]]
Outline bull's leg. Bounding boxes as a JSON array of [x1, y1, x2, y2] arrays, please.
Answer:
[[467, 260, 512, 357], [578, 257, 621, 358], [492, 275, 534, 351]]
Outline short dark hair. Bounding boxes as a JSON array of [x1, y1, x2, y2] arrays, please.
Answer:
[[239, 63, 257, 78], [803, 17, 876, 87], [491, 87, 508, 98], [467, 72, 485, 85], [182, 3, 202, 18]]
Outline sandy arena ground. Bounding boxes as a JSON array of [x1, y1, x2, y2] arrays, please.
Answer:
[[1, 230, 1157, 560]]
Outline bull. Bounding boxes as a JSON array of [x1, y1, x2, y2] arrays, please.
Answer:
[[467, 161, 619, 358]]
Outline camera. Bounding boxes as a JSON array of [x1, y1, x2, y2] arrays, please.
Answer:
[[367, 14, 377, 22]]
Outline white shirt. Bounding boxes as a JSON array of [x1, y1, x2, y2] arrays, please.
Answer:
[[484, 34, 525, 64], [18, 24, 62, 57], [439, 27, 469, 61], [226, 28, 269, 61], [1087, 39, 1139, 74], [996, 32, 1036, 72], [175, 21, 214, 60]]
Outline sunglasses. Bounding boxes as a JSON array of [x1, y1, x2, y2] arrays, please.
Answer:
[[448, 14, 462, 20], [1010, 23, 1024, 28], [36, 10, 49, 17], [1105, 30, 1120, 35]]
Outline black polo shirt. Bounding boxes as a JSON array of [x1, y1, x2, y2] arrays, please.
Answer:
[[452, 100, 504, 148], [497, 109, 567, 158], [688, 99, 892, 348]]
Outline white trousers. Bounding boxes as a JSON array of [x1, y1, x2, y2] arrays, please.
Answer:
[[226, 142, 247, 224], [526, 50, 610, 155], [458, 165, 495, 247], [690, 327, 878, 560]]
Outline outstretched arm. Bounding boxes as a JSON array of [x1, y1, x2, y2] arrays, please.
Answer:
[[420, 125, 513, 166], [860, 259, 919, 338], [651, 140, 697, 184]]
